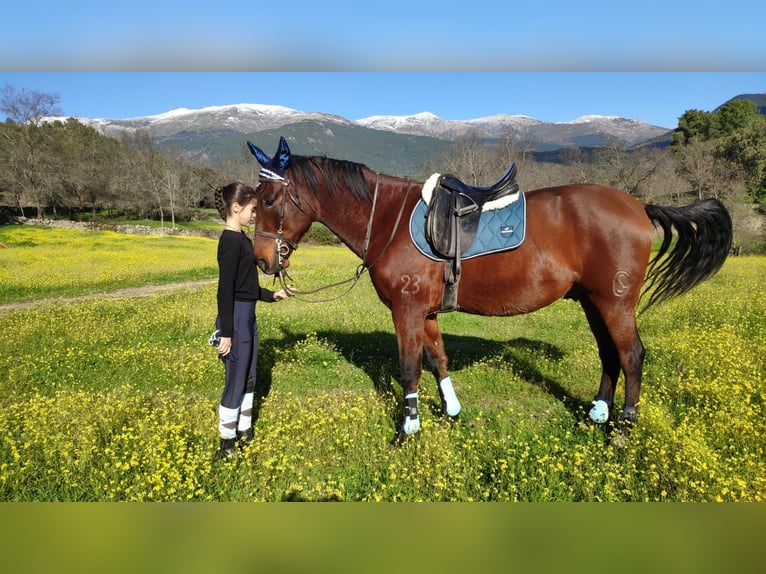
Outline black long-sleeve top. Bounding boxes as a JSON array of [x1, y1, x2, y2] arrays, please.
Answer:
[[216, 229, 276, 337]]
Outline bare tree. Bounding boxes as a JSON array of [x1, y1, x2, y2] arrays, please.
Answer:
[[1, 83, 61, 124], [674, 137, 731, 201], [560, 146, 592, 183], [52, 118, 120, 217], [0, 84, 62, 218], [591, 136, 666, 200], [440, 131, 492, 185], [120, 130, 175, 227], [182, 162, 221, 212]]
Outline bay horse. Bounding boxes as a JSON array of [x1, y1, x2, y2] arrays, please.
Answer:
[[247, 137, 732, 438]]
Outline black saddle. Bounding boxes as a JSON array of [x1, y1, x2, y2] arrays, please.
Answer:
[[437, 162, 519, 207], [424, 162, 520, 312], [426, 162, 519, 259]]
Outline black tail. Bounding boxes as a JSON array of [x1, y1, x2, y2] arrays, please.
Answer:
[[641, 198, 733, 313]]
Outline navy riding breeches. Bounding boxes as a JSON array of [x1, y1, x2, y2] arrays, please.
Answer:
[[217, 300, 259, 409]]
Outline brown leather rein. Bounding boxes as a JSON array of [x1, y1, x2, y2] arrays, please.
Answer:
[[254, 173, 413, 303]]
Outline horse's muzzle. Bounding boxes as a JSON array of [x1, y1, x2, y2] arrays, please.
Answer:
[[257, 256, 289, 275]]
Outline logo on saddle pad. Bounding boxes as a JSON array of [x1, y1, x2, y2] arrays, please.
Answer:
[[409, 168, 527, 261]]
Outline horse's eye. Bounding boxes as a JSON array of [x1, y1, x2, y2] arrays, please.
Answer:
[[262, 196, 277, 208]]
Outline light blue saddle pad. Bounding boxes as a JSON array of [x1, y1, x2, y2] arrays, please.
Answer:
[[409, 193, 527, 260]]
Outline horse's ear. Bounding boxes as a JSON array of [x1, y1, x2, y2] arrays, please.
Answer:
[[247, 140, 272, 168], [274, 136, 291, 174]]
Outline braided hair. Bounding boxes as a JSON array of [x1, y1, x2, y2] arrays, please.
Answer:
[[214, 182, 258, 221]]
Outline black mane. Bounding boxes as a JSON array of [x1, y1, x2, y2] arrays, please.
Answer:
[[289, 155, 373, 203]]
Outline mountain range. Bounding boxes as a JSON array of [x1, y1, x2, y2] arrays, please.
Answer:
[[51, 104, 673, 176]]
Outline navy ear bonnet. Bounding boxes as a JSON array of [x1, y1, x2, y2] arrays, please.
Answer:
[[247, 136, 291, 180]]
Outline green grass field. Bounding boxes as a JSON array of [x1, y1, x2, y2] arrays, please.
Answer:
[[1, 224, 764, 501]]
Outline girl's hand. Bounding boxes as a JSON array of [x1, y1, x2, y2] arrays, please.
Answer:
[[217, 336, 232, 357], [274, 285, 296, 301]]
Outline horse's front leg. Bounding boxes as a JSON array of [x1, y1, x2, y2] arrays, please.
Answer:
[[391, 306, 427, 436], [423, 314, 461, 418]]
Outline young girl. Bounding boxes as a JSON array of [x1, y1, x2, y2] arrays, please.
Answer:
[[213, 182, 291, 459]]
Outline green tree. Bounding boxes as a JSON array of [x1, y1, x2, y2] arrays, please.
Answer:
[[672, 109, 715, 148], [672, 98, 765, 204], [718, 116, 766, 202], [715, 99, 760, 135]]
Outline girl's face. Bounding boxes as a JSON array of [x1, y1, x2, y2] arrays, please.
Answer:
[[234, 199, 257, 227]]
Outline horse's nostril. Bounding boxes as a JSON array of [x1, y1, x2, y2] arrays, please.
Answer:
[[256, 258, 271, 274]]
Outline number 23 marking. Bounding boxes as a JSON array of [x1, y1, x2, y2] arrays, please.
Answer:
[[401, 274, 421, 295]]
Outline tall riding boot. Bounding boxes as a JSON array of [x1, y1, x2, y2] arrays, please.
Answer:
[[216, 437, 237, 460], [236, 427, 254, 449]]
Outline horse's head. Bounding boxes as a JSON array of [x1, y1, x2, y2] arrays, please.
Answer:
[[247, 137, 313, 275]]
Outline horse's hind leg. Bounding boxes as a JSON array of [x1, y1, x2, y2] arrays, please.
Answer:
[[618, 327, 645, 423], [423, 314, 461, 417], [580, 296, 645, 424], [580, 297, 621, 422]]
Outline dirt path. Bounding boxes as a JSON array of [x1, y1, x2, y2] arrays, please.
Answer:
[[0, 278, 217, 313]]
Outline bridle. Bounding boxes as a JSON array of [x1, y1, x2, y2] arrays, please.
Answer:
[[254, 171, 412, 303], [253, 175, 302, 274]]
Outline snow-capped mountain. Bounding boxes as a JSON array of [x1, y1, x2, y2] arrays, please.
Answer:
[[48, 103, 669, 147], [355, 112, 546, 140], [356, 111, 666, 145], [52, 103, 355, 139], [356, 111, 471, 139]]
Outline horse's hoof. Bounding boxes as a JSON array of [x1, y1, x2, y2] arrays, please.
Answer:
[[389, 431, 411, 448], [443, 410, 461, 424], [588, 400, 610, 424], [619, 406, 638, 423], [442, 406, 462, 419], [442, 402, 461, 418]]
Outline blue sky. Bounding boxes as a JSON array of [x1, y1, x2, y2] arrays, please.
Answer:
[[2, 1, 764, 128]]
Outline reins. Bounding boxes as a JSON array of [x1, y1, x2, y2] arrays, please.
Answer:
[[259, 173, 413, 303]]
